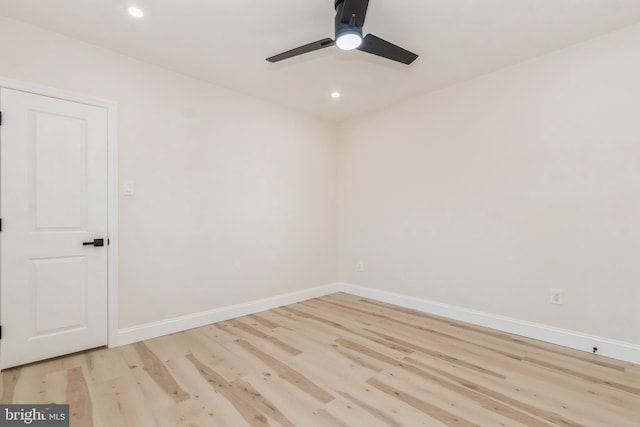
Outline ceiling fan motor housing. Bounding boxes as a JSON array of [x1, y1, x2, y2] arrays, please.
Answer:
[[334, 0, 363, 39]]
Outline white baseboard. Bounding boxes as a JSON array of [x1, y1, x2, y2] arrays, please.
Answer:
[[338, 283, 640, 364], [115, 280, 640, 364], [115, 283, 341, 346]]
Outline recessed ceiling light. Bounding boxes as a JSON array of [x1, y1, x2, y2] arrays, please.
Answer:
[[128, 7, 144, 18], [331, 91, 341, 99]]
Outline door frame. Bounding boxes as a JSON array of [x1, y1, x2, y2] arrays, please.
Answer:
[[0, 76, 119, 353]]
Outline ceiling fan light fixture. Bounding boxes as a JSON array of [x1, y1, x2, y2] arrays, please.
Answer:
[[336, 31, 362, 50]]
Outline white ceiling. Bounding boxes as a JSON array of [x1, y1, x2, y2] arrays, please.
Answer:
[[1, 0, 639, 120]]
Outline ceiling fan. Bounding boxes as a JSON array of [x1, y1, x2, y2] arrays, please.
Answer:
[[266, 0, 418, 65]]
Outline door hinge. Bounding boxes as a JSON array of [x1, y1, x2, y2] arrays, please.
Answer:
[[0, 218, 2, 232], [0, 111, 2, 126]]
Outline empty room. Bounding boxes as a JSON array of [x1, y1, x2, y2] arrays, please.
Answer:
[[0, 0, 639, 426]]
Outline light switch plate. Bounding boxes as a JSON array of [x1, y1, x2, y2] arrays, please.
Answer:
[[123, 181, 135, 196]]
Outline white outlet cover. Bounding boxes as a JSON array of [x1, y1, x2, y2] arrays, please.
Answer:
[[550, 288, 563, 305]]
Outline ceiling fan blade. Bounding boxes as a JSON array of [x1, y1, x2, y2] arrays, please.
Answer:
[[338, 0, 370, 27], [357, 34, 418, 65], [266, 38, 335, 63]]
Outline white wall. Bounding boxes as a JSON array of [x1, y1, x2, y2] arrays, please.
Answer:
[[2, 12, 638, 350], [0, 16, 338, 328], [338, 23, 640, 345]]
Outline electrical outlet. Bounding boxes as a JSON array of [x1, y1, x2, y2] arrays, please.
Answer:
[[550, 288, 563, 305], [356, 261, 364, 272]]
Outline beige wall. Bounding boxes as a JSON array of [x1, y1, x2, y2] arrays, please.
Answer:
[[338, 23, 640, 344], [0, 16, 338, 328], [2, 13, 638, 347]]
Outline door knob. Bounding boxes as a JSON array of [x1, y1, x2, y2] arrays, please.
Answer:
[[83, 238, 105, 247]]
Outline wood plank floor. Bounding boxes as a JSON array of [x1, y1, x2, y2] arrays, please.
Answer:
[[1, 293, 639, 426]]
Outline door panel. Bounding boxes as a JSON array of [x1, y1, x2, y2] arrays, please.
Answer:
[[32, 256, 88, 335], [1, 88, 108, 369], [33, 112, 88, 230]]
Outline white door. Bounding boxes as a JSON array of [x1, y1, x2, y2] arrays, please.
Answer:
[[0, 88, 108, 369]]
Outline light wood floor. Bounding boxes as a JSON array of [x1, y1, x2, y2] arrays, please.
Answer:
[[1, 293, 639, 426]]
